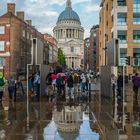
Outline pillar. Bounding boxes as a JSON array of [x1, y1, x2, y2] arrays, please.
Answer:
[[74, 29, 76, 38]]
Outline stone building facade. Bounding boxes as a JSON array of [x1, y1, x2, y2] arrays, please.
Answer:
[[53, 0, 84, 69]]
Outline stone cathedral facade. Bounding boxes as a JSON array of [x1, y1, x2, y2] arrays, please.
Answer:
[[53, 0, 84, 69]]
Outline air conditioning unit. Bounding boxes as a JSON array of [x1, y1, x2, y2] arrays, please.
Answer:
[[133, 58, 140, 66]]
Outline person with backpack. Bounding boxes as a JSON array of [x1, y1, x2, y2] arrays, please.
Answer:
[[0, 72, 5, 102], [7, 75, 15, 100]]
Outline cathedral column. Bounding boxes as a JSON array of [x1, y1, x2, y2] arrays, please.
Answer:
[[74, 29, 76, 38], [68, 29, 69, 38], [72, 29, 74, 38], [56, 30, 58, 39], [78, 30, 79, 38]]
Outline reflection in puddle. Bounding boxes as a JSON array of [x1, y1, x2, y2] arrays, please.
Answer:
[[43, 105, 99, 140]]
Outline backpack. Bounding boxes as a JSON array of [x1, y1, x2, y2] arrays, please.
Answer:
[[0, 77, 4, 87], [8, 79, 14, 87]]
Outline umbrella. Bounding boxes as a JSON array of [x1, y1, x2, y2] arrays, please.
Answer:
[[57, 73, 65, 77]]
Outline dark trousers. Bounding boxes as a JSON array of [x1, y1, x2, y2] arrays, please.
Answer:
[[133, 85, 139, 100], [57, 86, 62, 95], [0, 91, 3, 101], [8, 87, 14, 99]]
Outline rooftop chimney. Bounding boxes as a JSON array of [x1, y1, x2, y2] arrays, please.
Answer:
[[16, 11, 24, 21], [7, 3, 15, 14], [26, 20, 32, 26]]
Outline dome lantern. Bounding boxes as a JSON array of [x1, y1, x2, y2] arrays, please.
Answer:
[[66, 0, 72, 9]]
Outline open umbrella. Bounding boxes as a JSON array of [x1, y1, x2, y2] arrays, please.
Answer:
[[57, 73, 65, 77]]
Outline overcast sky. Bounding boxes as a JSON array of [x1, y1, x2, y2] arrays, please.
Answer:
[[0, 0, 100, 38]]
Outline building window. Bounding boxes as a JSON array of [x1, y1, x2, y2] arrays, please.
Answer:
[[118, 31, 127, 43], [133, 0, 140, 13], [0, 26, 5, 34], [0, 41, 5, 51], [133, 13, 140, 24], [133, 48, 140, 66], [0, 57, 5, 67], [22, 30, 25, 37], [117, 13, 127, 25], [71, 47, 74, 52], [27, 32, 30, 39], [133, 30, 140, 43], [120, 48, 127, 66], [117, 0, 126, 6]]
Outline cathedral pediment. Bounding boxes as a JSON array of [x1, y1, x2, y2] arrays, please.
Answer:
[[66, 39, 83, 45]]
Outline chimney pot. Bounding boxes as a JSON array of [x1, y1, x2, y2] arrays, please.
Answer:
[[7, 3, 15, 14], [16, 11, 24, 21]]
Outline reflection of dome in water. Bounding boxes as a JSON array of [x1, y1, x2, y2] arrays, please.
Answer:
[[54, 106, 82, 132], [59, 132, 78, 140]]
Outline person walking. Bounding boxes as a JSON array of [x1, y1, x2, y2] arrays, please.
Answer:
[[80, 73, 86, 93], [67, 75, 74, 99], [0, 72, 5, 102], [7, 75, 15, 100], [46, 72, 53, 99], [132, 73, 140, 100], [51, 73, 56, 92], [111, 74, 117, 100], [33, 72, 40, 101], [56, 74, 63, 96], [28, 75, 34, 98], [73, 73, 79, 96], [117, 72, 123, 100]]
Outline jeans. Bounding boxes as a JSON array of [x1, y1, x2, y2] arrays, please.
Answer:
[[8, 86, 14, 99], [81, 82, 86, 92]]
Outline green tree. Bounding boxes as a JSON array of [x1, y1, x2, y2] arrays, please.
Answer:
[[58, 48, 66, 66]]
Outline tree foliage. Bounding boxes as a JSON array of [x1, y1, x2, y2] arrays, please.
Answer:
[[58, 48, 66, 66]]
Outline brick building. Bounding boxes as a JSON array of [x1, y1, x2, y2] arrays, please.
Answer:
[[99, 0, 140, 74], [0, 3, 45, 79]]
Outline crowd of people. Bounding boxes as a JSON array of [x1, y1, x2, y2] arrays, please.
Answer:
[[0, 72, 25, 103], [45, 71, 94, 101]]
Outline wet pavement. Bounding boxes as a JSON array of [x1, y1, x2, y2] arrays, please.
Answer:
[[0, 82, 140, 140]]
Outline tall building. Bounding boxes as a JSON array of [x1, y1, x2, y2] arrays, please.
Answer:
[[89, 25, 99, 72], [84, 37, 90, 70], [53, 0, 84, 69], [99, 0, 140, 74]]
